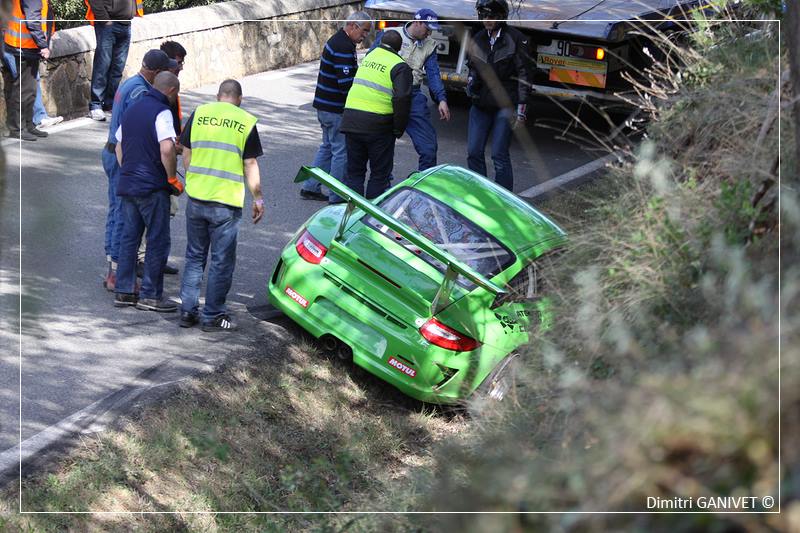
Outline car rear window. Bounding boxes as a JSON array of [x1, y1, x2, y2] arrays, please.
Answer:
[[363, 188, 514, 288]]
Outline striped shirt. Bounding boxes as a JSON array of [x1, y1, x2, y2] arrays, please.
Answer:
[[313, 29, 358, 114]]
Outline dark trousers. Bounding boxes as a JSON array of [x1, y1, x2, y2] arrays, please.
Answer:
[[90, 22, 132, 111], [344, 131, 395, 200], [116, 190, 171, 299], [3, 54, 38, 134]]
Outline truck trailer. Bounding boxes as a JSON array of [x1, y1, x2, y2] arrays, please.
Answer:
[[364, 0, 727, 106]]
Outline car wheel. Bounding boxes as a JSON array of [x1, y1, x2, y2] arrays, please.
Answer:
[[469, 353, 521, 415]]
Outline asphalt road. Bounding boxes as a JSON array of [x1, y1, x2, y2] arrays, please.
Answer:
[[0, 60, 598, 462]]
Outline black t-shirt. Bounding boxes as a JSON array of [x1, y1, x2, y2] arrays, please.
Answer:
[[180, 111, 263, 159]]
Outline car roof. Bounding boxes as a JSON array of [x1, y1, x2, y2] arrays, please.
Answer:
[[408, 165, 566, 255]]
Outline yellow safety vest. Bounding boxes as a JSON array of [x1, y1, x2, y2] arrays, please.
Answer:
[[5, 0, 53, 50], [345, 46, 404, 115], [186, 102, 258, 209]]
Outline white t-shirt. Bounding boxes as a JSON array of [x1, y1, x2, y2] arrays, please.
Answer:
[[115, 109, 176, 144]]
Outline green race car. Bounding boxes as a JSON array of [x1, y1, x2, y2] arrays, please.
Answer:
[[268, 165, 566, 405]]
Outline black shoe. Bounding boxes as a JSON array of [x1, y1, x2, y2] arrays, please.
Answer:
[[300, 189, 328, 201], [163, 263, 179, 275], [201, 314, 237, 332], [27, 128, 48, 138], [8, 130, 36, 141], [135, 298, 178, 313], [114, 293, 137, 307], [179, 311, 198, 328]]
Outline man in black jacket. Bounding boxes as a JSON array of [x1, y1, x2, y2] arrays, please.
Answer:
[[466, 0, 530, 191], [340, 30, 412, 200], [85, 0, 143, 121]]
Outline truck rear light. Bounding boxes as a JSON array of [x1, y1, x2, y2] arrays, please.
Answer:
[[296, 229, 327, 264], [378, 20, 402, 30], [420, 318, 480, 352], [569, 44, 606, 61]]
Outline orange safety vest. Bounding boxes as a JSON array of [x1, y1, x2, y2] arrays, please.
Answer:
[[84, 0, 144, 25], [4, 0, 53, 50]]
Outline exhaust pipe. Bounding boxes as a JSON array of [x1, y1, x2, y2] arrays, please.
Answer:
[[319, 335, 352, 361], [320, 335, 338, 352], [336, 343, 352, 361]]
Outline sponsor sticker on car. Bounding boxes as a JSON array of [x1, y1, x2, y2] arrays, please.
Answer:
[[388, 357, 417, 378], [285, 286, 309, 308]]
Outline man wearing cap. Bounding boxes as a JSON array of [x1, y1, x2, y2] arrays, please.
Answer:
[[102, 49, 177, 292], [113, 71, 183, 312], [371, 8, 450, 171], [340, 30, 412, 200]]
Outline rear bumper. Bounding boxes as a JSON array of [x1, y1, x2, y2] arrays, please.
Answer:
[[267, 250, 480, 404]]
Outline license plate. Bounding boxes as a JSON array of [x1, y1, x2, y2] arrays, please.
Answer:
[[431, 30, 449, 55], [537, 53, 607, 75], [549, 68, 607, 89]]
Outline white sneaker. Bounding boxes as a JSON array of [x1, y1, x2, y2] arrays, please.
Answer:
[[37, 116, 63, 128], [89, 109, 106, 121]]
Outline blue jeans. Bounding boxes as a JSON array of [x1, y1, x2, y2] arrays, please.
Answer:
[[2, 50, 48, 124], [90, 22, 132, 111], [467, 106, 515, 190], [405, 89, 438, 171], [116, 191, 171, 299], [102, 148, 124, 262], [180, 198, 242, 323], [305, 109, 347, 203]]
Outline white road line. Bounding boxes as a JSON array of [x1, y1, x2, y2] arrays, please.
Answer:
[[0, 374, 199, 479], [0, 117, 99, 148], [518, 153, 621, 199]]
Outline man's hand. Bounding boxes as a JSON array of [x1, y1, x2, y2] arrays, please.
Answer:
[[40, 47, 50, 60], [252, 198, 264, 224], [438, 101, 451, 121], [512, 114, 526, 131]]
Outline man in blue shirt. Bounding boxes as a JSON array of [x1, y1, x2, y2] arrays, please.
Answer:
[[371, 8, 451, 171], [302, 11, 372, 203], [102, 49, 176, 291]]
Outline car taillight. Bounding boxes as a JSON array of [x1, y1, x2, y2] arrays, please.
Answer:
[[296, 229, 327, 264], [420, 318, 480, 352]]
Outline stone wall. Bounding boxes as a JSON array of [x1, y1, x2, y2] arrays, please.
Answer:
[[3, 0, 363, 123]]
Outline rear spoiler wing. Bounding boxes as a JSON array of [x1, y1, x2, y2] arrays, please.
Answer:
[[295, 166, 506, 314]]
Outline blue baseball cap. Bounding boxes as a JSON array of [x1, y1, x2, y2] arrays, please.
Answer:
[[414, 8, 441, 30]]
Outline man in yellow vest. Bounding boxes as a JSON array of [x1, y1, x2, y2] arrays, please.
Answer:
[[340, 30, 412, 200], [3, 0, 53, 141], [178, 79, 264, 332]]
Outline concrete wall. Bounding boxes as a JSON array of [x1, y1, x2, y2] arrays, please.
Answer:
[[6, 0, 363, 122]]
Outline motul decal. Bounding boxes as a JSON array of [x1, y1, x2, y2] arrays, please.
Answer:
[[388, 357, 416, 378], [285, 286, 309, 308]]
